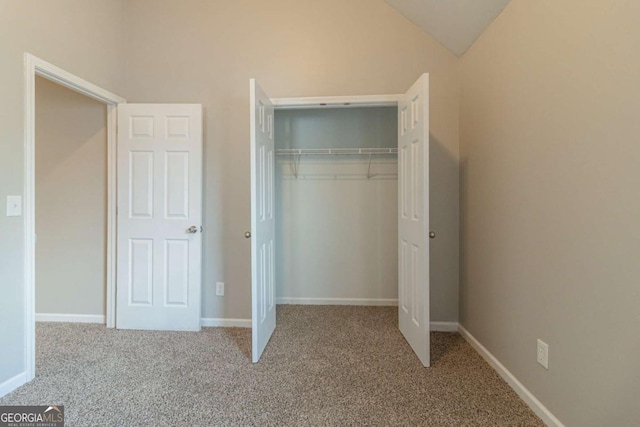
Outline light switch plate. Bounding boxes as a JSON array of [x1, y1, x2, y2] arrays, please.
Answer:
[[6, 195, 22, 217]]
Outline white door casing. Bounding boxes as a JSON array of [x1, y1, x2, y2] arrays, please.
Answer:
[[23, 54, 126, 384], [398, 74, 430, 367], [250, 79, 276, 363], [116, 104, 203, 331]]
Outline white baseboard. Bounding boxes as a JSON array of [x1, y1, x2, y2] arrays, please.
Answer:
[[276, 297, 398, 306], [0, 372, 27, 399], [36, 313, 105, 324], [201, 318, 251, 328], [430, 321, 458, 332], [458, 325, 564, 427]]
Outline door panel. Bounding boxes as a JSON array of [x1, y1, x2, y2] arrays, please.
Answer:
[[130, 239, 153, 305], [165, 152, 189, 218], [250, 79, 276, 362], [130, 151, 154, 217], [117, 104, 202, 331], [398, 74, 430, 367], [165, 239, 189, 306]]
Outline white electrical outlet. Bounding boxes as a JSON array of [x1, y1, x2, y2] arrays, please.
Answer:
[[216, 282, 225, 297], [537, 339, 549, 369]]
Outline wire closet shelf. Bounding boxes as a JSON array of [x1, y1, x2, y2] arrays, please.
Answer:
[[275, 147, 398, 179], [275, 147, 397, 156]]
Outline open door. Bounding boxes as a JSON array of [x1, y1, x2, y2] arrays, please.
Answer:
[[250, 79, 276, 362], [398, 74, 430, 366], [116, 104, 203, 331]]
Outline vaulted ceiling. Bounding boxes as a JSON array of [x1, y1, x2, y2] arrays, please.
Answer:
[[385, 0, 512, 57]]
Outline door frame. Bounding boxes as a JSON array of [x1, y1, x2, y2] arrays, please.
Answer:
[[272, 94, 401, 110], [268, 101, 426, 290], [268, 90, 432, 364], [23, 53, 126, 381]]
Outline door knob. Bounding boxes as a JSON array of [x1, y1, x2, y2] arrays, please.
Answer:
[[429, 231, 436, 239], [187, 226, 198, 234], [244, 231, 251, 238]]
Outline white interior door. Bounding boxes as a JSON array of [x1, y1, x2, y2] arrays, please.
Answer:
[[250, 79, 276, 362], [398, 74, 430, 366], [116, 104, 203, 331]]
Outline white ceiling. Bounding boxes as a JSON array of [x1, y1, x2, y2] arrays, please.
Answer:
[[385, 0, 512, 57]]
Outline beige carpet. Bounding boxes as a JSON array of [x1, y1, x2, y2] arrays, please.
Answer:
[[0, 306, 543, 426]]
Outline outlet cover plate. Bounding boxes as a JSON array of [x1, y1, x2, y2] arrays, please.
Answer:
[[537, 339, 549, 369], [216, 282, 224, 297]]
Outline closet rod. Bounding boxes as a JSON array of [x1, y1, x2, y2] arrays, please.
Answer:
[[275, 147, 398, 156]]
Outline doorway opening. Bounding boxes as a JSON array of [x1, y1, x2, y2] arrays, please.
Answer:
[[34, 76, 108, 324], [23, 53, 125, 382]]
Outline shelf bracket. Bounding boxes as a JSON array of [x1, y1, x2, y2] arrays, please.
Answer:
[[292, 153, 301, 179], [366, 153, 373, 179]]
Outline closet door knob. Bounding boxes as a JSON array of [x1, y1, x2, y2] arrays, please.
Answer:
[[244, 231, 251, 239], [429, 231, 436, 239], [187, 226, 198, 234]]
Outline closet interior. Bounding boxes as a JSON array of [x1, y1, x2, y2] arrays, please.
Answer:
[[274, 106, 399, 304]]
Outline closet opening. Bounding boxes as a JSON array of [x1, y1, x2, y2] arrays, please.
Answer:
[[250, 75, 430, 365], [274, 106, 399, 307]]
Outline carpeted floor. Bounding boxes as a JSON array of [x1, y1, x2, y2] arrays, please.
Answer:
[[1, 306, 543, 426]]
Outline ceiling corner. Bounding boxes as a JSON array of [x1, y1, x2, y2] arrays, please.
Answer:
[[385, 0, 512, 57]]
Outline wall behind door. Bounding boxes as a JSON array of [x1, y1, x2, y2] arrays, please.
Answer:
[[35, 76, 108, 317], [124, 0, 460, 322]]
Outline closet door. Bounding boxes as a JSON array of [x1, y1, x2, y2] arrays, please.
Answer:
[[250, 79, 276, 363], [398, 74, 430, 367]]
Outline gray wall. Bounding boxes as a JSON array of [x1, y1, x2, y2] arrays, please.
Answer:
[[123, 0, 460, 322], [459, 0, 640, 425], [35, 77, 107, 317], [275, 108, 398, 303], [0, 0, 125, 387]]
